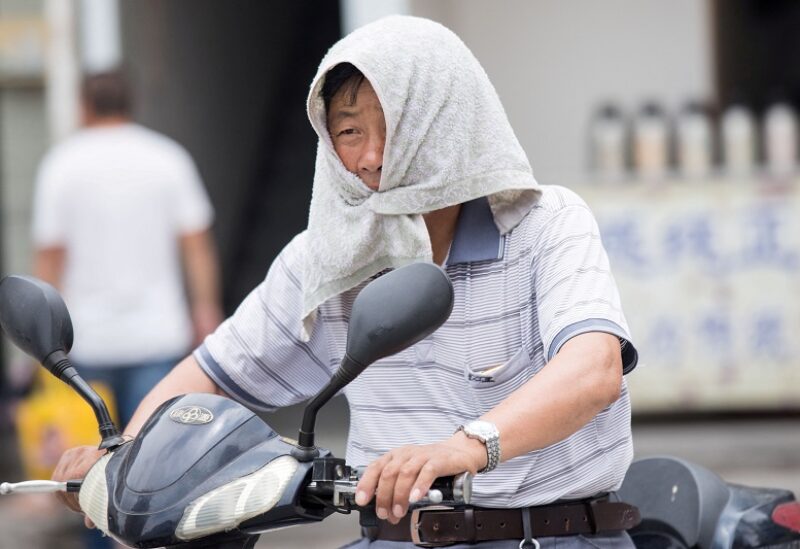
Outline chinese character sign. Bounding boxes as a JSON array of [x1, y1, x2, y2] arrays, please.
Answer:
[[582, 183, 800, 412]]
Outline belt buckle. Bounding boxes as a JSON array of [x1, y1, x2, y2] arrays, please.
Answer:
[[409, 504, 454, 547]]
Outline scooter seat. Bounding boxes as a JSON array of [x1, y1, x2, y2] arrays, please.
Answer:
[[617, 456, 730, 548]]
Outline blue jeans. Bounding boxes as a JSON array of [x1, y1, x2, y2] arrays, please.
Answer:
[[74, 357, 179, 549]]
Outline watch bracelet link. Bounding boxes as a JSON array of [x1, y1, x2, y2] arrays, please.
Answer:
[[482, 434, 501, 473]]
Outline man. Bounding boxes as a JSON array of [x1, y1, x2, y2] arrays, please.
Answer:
[[33, 71, 222, 441], [54, 18, 638, 548]]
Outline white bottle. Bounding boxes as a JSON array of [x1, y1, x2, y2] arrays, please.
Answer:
[[590, 104, 627, 181], [720, 103, 756, 177], [633, 103, 669, 181], [763, 101, 798, 177], [676, 102, 713, 179]]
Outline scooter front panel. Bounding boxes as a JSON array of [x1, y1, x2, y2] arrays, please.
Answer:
[[101, 393, 314, 548]]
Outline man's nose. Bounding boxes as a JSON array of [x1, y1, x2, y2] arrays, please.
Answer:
[[359, 135, 384, 176]]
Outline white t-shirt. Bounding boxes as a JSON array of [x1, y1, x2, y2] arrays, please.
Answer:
[[32, 123, 214, 365]]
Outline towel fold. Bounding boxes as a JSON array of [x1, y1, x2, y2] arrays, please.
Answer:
[[300, 15, 541, 338]]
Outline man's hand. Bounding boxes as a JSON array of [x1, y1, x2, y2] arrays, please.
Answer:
[[51, 445, 105, 525], [355, 433, 487, 524]]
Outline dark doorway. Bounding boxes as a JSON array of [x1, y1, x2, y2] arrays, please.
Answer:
[[120, 1, 341, 312], [714, 0, 800, 111]]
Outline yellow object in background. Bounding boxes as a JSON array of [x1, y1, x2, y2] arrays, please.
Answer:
[[15, 369, 117, 479]]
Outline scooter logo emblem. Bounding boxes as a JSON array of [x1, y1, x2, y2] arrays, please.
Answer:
[[169, 406, 214, 425]]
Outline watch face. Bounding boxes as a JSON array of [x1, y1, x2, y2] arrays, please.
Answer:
[[466, 420, 496, 440]]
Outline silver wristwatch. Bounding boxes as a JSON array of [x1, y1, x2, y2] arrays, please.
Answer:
[[456, 420, 501, 473]]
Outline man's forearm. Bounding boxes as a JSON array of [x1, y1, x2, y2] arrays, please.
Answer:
[[355, 332, 626, 520], [123, 355, 225, 437], [448, 331, 624, 466]]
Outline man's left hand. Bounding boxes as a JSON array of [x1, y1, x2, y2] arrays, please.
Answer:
[[354, 434, 487, 524]]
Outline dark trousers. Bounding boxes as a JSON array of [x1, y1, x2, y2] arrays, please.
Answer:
[[341, 531, 635, 548]]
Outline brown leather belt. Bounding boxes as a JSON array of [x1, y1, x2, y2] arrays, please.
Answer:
[[366, 496, 641, 547]]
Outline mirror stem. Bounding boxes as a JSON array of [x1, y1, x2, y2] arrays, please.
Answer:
[[44, 350, 126, 451], [292, 356, 364, 462]]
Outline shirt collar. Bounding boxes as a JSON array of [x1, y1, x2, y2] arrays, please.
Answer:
[[446, 197, 504, 265]]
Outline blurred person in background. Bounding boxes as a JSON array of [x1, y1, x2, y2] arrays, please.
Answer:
[[52, 19, 637, 548], [31, 71, 223, 548]]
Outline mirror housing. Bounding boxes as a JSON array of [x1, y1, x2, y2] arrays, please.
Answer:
[[294, 263, 454, 460], [0, 275, 74, 369], [0, 275, 124, 450], [340, 263, 453, 378], [341, 262, 455, 382]]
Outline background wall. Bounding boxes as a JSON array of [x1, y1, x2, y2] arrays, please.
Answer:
[[411, 0, 713, 184]]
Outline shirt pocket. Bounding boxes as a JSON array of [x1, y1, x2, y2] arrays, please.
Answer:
[[465, 347, 533, 412]]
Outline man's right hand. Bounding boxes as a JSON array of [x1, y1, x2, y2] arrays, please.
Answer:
[[51, 445, 105, 516]]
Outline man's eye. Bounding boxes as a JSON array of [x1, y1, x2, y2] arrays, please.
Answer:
[[337, 128, 357, 136]]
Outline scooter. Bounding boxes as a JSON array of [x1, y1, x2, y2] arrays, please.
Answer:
[[1, 264, 799, 548]]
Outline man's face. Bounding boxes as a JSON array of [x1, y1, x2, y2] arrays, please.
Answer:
[[327, 79, 386, 191]]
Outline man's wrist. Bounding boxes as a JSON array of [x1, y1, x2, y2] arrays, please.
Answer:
[[455, 420, 501, 473], [447, 430, 489, 474]]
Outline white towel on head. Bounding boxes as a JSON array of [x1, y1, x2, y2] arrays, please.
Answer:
[[300, 15, 540, 338]]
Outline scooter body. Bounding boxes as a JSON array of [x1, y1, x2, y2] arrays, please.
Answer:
[[619, 456, 800, 548], [86, 393, 329, 548]]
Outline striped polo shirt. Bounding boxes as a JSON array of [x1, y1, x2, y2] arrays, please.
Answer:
[[195, 185, 638, 507]]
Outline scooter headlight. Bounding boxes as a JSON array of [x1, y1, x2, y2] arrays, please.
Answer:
[[176, 454, 299, 540]]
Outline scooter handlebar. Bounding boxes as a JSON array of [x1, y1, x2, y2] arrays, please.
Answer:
[[0, 480, 82, 495], [305, 458, 473, 509]]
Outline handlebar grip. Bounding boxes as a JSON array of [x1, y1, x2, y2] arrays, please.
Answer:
[[309, 462, 473, 508], [1, 480, 67, 494], [351, 467, 472, 504], [429, 472, 472, 504]]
